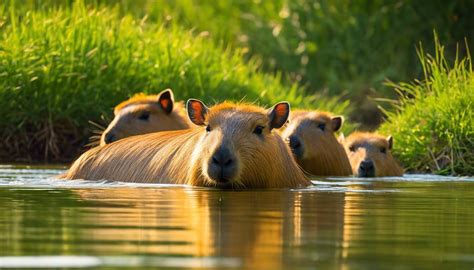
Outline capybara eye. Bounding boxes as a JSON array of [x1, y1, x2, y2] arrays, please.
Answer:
[[253, 125, 264, 135], [318, 123, 326, 131], [206, 125, 211, 132], [380, 147, 386, 154], [349, 145, 356, 152], [138, 111, 150, 121]]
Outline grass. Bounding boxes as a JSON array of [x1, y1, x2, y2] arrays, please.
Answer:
[[0, 1, 352, 162], [7, 0, 474, 127], [380, 37, 473, 175]]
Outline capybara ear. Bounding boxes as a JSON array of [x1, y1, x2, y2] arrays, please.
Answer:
[[387, 135, 393, 150], [157, 88, 174, 114], [186, 99, 208, 126], [268, 102, 290, 130], [331, 116, 344, 132], [338, 133, 346, 144]]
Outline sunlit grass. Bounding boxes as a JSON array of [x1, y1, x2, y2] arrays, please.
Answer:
[[0, 1, 352, 161], [6, 0, 472, 127], [380, 37, 473, 175]]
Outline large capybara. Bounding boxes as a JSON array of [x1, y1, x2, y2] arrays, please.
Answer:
[[281, 110, 352, 176], [100, 88, 190, 145], [61, 100, 310, 188], [341, 132, 404, 177]]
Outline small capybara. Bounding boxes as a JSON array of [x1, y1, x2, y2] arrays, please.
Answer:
[[61, 100, 310, 188], [100, 88, 190, 145], [341, 132, 404, 177], [281, 110, 352, 176]]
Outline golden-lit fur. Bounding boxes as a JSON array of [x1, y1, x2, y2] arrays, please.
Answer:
[[61, 102, 310, 188], [100, 91, 190, 146], [341, 132, 404, 177], [281, 110, 352, 176]]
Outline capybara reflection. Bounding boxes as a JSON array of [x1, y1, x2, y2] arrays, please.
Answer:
[[341, 132, 404, 177], [100, 89, 190, 145], [62, 100, 310, 188], [281, 111, 352, 176]]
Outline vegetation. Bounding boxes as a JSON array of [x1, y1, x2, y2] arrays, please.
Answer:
[[0, 1, 351, 162], [8, 0, 474, 126], [380, 38, 473, 175]]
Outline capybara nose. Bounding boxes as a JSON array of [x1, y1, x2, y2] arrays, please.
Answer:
[[208, 146, 237, 182], [211, 147, 234, 168], [103, 132, 116, 144], [288, 135, 303, 159], [358, 159, 375, 177]]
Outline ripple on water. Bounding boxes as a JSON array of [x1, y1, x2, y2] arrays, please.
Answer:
[[1, 164, 473, 269]]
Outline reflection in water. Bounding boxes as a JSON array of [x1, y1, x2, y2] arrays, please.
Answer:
[[1, 166, 474, 269], [340, 181, 474, 268], [73, 188, 348, 269]]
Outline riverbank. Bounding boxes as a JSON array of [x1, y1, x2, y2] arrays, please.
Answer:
[[381, 38, 473, 175], [0, 1, 351, 162]]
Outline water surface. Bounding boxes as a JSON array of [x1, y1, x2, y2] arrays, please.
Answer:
[[1, 164, 473, 269]]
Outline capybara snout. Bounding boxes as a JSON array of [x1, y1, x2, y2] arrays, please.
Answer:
[[208, 145, 238, 186], [358, 159, 375, 177], [102, 132, 116, 144], [288, 135, 303, 159], [341, 132, 404, 177]]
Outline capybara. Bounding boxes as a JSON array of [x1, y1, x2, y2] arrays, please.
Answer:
[[281, 110, 352, 176], [100, 88, 190, 145], [61, 100, 310, 188], [341, 132, 404, 177]]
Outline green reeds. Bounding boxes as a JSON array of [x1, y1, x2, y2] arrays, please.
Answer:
[[380, 37, 473, 175]]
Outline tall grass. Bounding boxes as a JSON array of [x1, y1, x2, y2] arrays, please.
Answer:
[[0, 1, 352, 162], [380, 38, 473, 175], [7, 0, 473, 127]]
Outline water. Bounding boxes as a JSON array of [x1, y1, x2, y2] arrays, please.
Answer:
[[1, 164, 473, 269]]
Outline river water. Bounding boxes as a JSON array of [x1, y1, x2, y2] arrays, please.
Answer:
[[0, 164, 473, 269]]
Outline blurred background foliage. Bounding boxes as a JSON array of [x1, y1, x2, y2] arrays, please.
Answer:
[[12, 0, 473, 127]]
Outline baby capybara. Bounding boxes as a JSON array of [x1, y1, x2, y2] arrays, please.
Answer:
[[62, 100, 310, 189], [281, 110, 352, 176], [100, 89, 190, 145], [341, 132, 404, 177]]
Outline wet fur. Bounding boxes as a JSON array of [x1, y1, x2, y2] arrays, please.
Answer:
[[281, 110, 352, 176], [62, 102, 310, 188], [342, 132, 404, 177]]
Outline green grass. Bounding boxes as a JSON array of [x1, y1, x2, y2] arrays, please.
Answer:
[[0, 1, 352, 162], [380, 37, 473, 175], [7, 0, 473, 127]]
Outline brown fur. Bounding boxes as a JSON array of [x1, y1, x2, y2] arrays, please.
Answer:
[[62, 102, 310, 188], [100, 92, 190, 146], [341, 132, 404, 177], [281, 110, 352, 176]]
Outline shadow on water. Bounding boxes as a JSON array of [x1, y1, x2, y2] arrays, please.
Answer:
[[0, 165, 473, 269]]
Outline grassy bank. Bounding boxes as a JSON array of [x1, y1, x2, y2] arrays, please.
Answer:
[[10, 0, 473, 127], [0, 1, 351, 162], [380, 39, 473, 175]]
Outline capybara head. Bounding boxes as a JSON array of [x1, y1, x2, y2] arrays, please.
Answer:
[[281, 111, 352, 176], [341, 132, 404, 177], [186, 100, 308, 188], [100, 89, 189, 145]]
